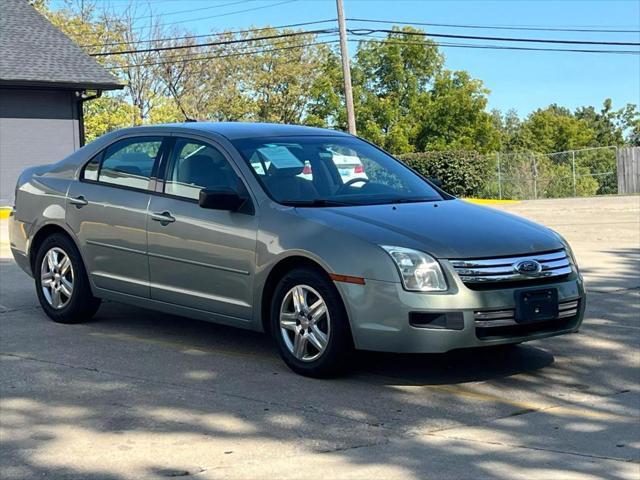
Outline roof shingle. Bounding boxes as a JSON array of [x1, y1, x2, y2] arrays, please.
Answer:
[[0, 0, 122, 90]]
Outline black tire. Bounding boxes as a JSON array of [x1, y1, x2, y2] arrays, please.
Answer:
[[34, 233, 101, 324], [270, 267, 352, 377]]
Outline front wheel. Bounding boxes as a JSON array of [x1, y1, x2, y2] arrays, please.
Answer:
[[34, 233, 101, 324], [271, 267, 352, 377]]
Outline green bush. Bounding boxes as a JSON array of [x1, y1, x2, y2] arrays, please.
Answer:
[[535, 158, 599, 198], [397, 151, 492, 197]]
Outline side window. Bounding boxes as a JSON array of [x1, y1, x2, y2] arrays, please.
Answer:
[[164, 139, 238, 200], [82, 153, 101, 181], [97, 137, 163, 190]]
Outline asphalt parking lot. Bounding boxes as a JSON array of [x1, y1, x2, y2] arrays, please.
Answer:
[[1, 195, 639, 479]]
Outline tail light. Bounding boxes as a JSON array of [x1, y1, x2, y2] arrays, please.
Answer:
[[354, 165, 364, 174], [302, 164, 312, 175]]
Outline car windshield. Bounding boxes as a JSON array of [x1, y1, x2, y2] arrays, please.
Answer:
[[232, 136, 444, 206]]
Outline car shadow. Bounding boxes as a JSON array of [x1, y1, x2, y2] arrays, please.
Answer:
[[91, 298, 554, 387]]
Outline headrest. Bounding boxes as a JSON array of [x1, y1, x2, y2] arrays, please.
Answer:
[[178, 154, 215, 182]]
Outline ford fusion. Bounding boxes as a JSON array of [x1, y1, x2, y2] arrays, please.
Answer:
[[9, 123, 585, 376]]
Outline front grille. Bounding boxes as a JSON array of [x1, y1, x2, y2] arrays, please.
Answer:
[[474, 299, 580, 339], [450, 249, 572, 287]]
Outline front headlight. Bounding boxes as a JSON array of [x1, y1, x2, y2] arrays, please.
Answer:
[[381, 246, 447, 292], [552, 231, 580, 271]]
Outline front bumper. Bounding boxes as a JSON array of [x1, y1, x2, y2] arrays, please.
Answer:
[[336, 270, 585, 353]]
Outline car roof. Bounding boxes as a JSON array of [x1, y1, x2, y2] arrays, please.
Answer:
[[127, 122, 352, 140]]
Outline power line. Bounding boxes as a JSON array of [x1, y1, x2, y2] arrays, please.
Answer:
[[348, 28, 640, 46], [354, 37, 640, 55], [89, 24, 640, 58], [82, 19, 337, 49], [103, 33, 638, 72], [98, 35, 640, 74], [105, 32, 339, 65], [90, 28, 336, 57], [131, 0, 298, 31], [107, 39, 340, 70], [129, 0, 254, 22], [347, 17, 640, 34]]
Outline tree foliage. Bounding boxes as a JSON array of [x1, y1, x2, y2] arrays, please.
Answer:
[[494, 100, 639, 153], [308, 29, 499, 154]]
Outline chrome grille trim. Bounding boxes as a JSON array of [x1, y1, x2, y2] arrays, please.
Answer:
[[450, 249, 571, 284], [559, 300, 579, 311], [474, 299, 579, 328], [474, 309, 514, 320], [475, 318, 517, 328], [557, 309, 578, 319]]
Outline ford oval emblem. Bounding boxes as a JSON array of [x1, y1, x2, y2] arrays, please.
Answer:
[[514, 260, 543, 276]]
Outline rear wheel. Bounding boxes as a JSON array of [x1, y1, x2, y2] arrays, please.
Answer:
[[34, 233, 101, 324], [271, 267, 352, 377]]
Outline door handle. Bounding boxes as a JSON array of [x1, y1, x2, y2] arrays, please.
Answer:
[[69, 195, 88, 208], [150, 211, 176, 224]]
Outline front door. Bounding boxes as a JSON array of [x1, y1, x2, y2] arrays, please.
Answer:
[[147, 137, 258, 322], [66, 136, 165, 297]]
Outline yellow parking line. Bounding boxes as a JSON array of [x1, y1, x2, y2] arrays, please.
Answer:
[[463, 198, 521, 205], [0, 208, 11, 220]]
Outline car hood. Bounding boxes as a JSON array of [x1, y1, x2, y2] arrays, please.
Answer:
[[299, 199, 564, 259]]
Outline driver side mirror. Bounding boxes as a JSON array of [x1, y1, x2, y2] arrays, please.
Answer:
[[199, 187, 247, 212]]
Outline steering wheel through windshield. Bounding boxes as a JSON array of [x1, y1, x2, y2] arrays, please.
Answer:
[[337, 177, 370, 194]]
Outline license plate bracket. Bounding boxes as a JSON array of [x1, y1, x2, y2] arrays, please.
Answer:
[[514, 288, 558, 324]]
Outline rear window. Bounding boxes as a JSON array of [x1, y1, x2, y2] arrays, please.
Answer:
[[84, 137, 163, 190]]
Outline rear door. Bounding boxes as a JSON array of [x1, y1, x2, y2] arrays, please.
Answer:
[[66, 136, 166, 297], [146, 136, 258, 322]]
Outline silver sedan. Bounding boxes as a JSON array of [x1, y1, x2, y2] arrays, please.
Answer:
[[9, 122, 585, 376]]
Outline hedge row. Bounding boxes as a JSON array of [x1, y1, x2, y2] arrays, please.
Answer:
[[397, 151, 492, 197]]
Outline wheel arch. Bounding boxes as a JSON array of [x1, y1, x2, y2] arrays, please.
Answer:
[[29, 222, 83, 272], [259, 255, 347, 336]]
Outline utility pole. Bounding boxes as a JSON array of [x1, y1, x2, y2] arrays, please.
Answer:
[[336, 0, 356, 135]]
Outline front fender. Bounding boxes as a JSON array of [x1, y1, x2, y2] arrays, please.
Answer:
[[250, 204, 401, 331]]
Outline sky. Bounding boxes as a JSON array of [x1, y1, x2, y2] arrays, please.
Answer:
[[54, 0, 640, 117]]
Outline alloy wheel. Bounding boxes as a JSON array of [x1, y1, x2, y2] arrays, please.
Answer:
[[279, 284, 330, 362], [40, 247, 74, 309]]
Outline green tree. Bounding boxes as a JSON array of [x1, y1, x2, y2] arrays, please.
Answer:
[[305, 48, 345, 128], [576, 99, 640, 147], [245, 30, 334, 124], [515, 105, 594, 152], [350, 28, 442, 153], [310, 28, 499, 154], [415, 70, 499, 153], [492, 108, 522, 152], [83, 95, 139, 142]]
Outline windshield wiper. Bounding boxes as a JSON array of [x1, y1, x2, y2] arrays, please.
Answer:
[[280, 199, 355, 207], [385, 197, 439, 204]]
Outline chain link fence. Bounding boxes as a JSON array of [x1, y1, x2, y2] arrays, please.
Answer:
[[480, 146, 618, 200]]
